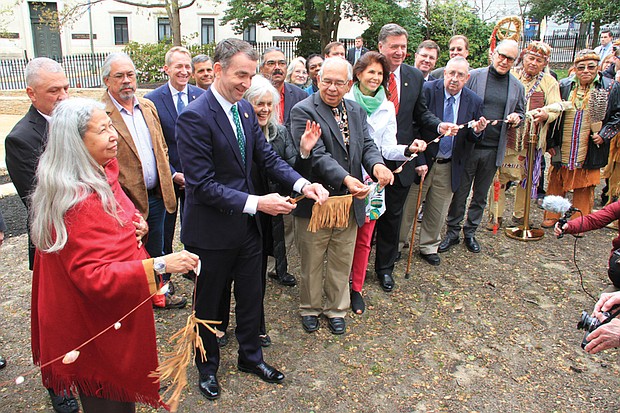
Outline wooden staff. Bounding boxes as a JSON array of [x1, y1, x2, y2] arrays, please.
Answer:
[[405, 173, 425, 279]]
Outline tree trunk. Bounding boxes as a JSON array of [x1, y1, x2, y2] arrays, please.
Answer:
[[591, 20, 601, 50], [167, 0, 182, 46]]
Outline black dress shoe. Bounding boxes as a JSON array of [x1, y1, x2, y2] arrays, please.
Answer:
[[166, 280, 176, 295], [327, 317, 346, 335], [238, 361, 285, 383], [301, 315, 319, 332], [464, 236, 481, 253], [438, 237, 459, 253], [198, 375, 220, 400], [0, 356, 5, 369], [277, 273, 297, 286], [48, 389, 79, 413], [419, 252, 440, 266], [217, 332, 229, 347], [377, 273, 394, 292], [259, 334, 272, 347]]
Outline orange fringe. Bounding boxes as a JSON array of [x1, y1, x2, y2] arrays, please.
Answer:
[[150, 312, 220, 412], [307, 195, 353, 232]]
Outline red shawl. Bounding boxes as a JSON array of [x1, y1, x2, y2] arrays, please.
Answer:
[[31, 158, 166, 409]]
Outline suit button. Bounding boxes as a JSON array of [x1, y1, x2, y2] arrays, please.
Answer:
[[344, 157, 348, 161]]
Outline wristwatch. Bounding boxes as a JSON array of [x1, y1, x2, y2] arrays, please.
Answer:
[[153, 257, 167, 275]]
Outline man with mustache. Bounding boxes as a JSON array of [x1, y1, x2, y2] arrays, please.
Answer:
[[259, 47, 308, 128], [100, 53, 181, 309]]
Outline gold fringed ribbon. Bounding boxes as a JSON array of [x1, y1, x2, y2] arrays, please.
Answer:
[[307, 194, 352, 232], [150, 312, 221, 412]]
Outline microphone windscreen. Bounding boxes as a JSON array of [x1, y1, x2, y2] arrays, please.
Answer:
[[541, 195, 572, 214]]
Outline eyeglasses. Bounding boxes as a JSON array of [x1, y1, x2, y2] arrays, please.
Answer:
[[445, 70, 467, 80], [320, 79, 348, 89], [496, 52, 516, 63], [264, 60, 287, 68], [575, 64, 598, 71], [112, 72, 136, 80]]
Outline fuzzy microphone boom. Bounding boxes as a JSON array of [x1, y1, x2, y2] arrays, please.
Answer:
[[541, 195, 580, 238]]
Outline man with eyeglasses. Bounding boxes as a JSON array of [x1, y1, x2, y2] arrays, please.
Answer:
[[291, 57, 393, 335], [413, 57, 487, 266], [543, 49, 617, 227], [100, 53, 182, 309], [259, 47, 308, 127], [431, 35, 470, 79], [485, 41, 562, 230], [439, 39, 525, 254]]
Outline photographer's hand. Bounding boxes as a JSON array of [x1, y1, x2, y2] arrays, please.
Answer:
[[593, 291, 620, 315], [584, 318, 620, 354]]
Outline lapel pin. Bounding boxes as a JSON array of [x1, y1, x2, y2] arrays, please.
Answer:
[[244, 112, 249, 118], [404, 82, 408, 87]]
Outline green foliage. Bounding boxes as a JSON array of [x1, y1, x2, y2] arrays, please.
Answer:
[[354, 0, 424, 60], [123, 35, 215, 84], [425, 0, 493, 69]]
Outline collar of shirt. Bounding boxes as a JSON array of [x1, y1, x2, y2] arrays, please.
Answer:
[[37, 110, 52, 123], [444, 89, 462, 104], [167, 81, 188, 98], [108, 91, 140, 115], [211, 84, 244, 136]]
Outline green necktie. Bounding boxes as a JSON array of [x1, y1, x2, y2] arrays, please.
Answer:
[[230, 104, 246, 163]]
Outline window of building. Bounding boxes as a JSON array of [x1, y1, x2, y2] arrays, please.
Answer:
[[114, 16, 129, 45], [201, 18, 215, 45], [243, 25, 256, 44], [158, 17, 171, 42]]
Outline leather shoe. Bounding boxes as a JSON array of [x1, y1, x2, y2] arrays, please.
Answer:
[[0, 356, 5, 369], [377, 273, 394, 292], [48, 389, 79, 413], [301, 315, 319, 332], [277, 273, 297, 286], [327, 317, 346, 335], [419, 252, 440, 266], [161, 294, 187, 309], [198, 375, 220, 400], [217, 331, 229, 347], [238, 361, 285, 383], [259, 334, 272, 347], [438, 237, 459, 253], [464, 236, 481, 253]]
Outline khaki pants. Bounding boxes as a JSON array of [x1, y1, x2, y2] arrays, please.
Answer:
[[294, 213, 357, 318]]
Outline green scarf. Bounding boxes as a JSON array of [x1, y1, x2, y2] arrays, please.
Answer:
[[352, 83, 385, 116]]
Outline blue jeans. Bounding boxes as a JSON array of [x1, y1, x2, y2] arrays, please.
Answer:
[[145, 195, 167, 280]]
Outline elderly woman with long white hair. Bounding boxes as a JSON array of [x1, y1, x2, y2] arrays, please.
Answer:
[[30, 98, 198, 413]]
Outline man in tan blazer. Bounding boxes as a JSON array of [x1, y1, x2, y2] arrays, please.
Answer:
[[100, 52, 183, 309]]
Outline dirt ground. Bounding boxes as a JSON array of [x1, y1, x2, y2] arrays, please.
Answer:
[[1, 185, 620, 413]]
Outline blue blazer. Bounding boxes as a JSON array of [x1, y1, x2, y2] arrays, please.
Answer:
[[418, 79, 484, 192], [144, 83, 204, 174], [176, 89, 302, 250]]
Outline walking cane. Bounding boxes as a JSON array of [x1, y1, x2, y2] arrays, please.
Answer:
[[405, 173, 425, 279]]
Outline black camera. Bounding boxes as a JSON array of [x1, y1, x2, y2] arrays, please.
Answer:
[[577, 304, 620, 349]]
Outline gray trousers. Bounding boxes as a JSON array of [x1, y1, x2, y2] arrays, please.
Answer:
[[445, 147, 498, 239]]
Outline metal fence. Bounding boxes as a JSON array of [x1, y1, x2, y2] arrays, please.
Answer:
[[1, 52, 107, 90], [522, 34, 594, 66]]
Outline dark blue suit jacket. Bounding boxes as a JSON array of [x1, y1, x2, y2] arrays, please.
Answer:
[[176, 88, 302, 250], [144, 83, 204, 174], [418, 79, 484, 192]]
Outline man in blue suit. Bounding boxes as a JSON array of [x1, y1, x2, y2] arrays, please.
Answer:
[[415, 57, 487, 266], [144, 46, 204, 260], [176, 38, 328, 401]]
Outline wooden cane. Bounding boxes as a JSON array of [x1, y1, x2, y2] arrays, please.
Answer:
[[405, 173, 425, 279]]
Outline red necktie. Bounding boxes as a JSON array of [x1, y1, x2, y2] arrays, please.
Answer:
[[388, 72, 399, 115]]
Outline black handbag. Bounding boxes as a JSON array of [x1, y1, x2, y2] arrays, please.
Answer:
[[583, 135, 610, 169]]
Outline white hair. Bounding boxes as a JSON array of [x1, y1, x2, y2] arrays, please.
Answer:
[[30, 98, 122, 252]]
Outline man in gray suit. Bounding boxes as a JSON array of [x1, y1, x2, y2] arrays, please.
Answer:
[[291, 57, 393, 335], [439, 39, 525, 254]]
